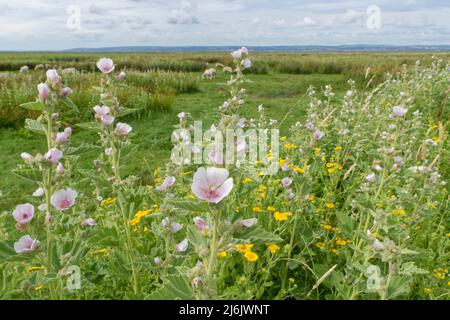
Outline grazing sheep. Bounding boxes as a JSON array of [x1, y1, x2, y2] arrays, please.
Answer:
[[223, 66, 233, 73], [215, 63, 224, 68], [19, 65, 29, 73], [202, 68, 217, 80], [34, 64, 44, 70]]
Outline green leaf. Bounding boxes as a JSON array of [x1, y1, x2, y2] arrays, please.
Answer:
[[146, 273, 193, 300], [12, 166, 43, 182], [61, 97, 79, 113], [399, 262, 428, 276], [19, 101, 44, 111], [235, 226, 282, 244], [65, 143, 101, 156], [167, 199, 210, 213], [24, 118, 46, 135], [116, 108, 139, 118], [76, 122, 101, 132]]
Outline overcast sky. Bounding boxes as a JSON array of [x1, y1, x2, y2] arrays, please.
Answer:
[[1, 0, 449, 50]]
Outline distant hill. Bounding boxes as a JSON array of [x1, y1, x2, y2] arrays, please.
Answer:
[[66, 45, 450, 53]]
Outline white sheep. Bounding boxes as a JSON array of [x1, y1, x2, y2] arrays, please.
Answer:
[[223, 66, 233, 73], [202, 68, 217, 80], [19, 65, 29, 73]]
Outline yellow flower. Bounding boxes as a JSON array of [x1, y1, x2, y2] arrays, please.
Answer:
[[293, 167, 305, 174], [252, 207, 263, 213], [274, 211, 293, 221], [244, 251, 259, 262], [154, 177, 162, 184], [308, 195, 316, 203], [325, 203, 335, 209], [130, 217, 141, 227], [432, 136, 440, 144], [279, 159, 287, 166], [320, 223, 333, 231], [392, 208, 406, 216], [267, 206, 276, 212], [236, 244, 254, 253], [280, 136, 287, 141], [27, 266, 45, 272], [315, 241, 326, 249], [135, 210, 152, 219], [335, 237, 350, 246], [424, 288, 432, 294], [143, 227, 150, 233], [330, 248, 340, 256], [314, 148, 321, 155], [446, 233, 450, 237], [335, 146, 342, 151], [186, 193, 196, 200], [447, 281, 450, 286], [101, 197, 116, 206], [217, 251, 228, 258], [92, 248, 110, 256], [34, 285, 44, 291], [432, 268, 447, 280], [284, 143, 297, 150], [242, 177, 254, 184], [267, 243, 280, 253]]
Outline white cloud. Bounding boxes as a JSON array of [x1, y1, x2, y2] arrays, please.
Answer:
[[293, 17, 317, 27], [167, 1, 198, 25]]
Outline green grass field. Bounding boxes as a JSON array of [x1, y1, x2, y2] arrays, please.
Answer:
[[0, 51, 449, 211]]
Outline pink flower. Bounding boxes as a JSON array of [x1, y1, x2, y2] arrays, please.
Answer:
[[105, 148, 113, 156], [241, 58, 252, 69], [115, 122, 132, 137], [154, 256, 162, 265], [55, 127, 72, 144], [176, 238, 188, 253], [61, 87, 73, 96], [37, 83, 50, 101], [281, 177, 293, 188], [177, 112, 187, 121], [14, 235, 39, 253], [191, 167, 233, 204], [365, 173, 376, 183], [46, 69, 60, 84], [117, 71, 126, 79], [231, 49, 243, 59], [96, 58, 115, 74], [12, 203, 34, 224], [240, 47, 249, 56], [156, 176, 176, 192], [44, 148, 63, 164], [239, 218, 258, 228], [313, 129, 325, 141], [82, 218, 96, 226], [392, 106, 408, 117], [101, 114, 115, 126], [193, 217, 209, 232], [57, 162, 64, 175], [306, 122, 315, 130], [21, 152, 33, 161], [50, 188, 77, 211], [33, 187, 44, 197], [93, 105, 110, 117]]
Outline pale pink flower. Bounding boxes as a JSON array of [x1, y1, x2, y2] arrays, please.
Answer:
[[46, 69, 60, 84], [176, 238, 188, 252], [177, 112, 187, 121], [171, 222, 183, 234], [21, 152, 33, 161], [44, 148, 63, 164], [33, 187, 44, 197], [12, 203, 34, 224], [191, 167, 233, 204], [313, 129, 325, 141], [241, 58, 252, 69], [96, 58, 115, 74], [57, 162, 64, 175], [37, 83, 50, 101], [38, 203, 47, 212], [105, 148, 113, 156], [281, 177, 293, 188], [281, 163, 290, 171], [117, 71, 126, 79], [392, 106, 408, 117], [193, 217, 209, 232], [231, 49, 243, 59], [154, 256, 162, 265], [156, 176, 176, 192], [365, 173, 376, 183], [55, 127, 72, 144], [239, 218, 258, 228], [306, 122, 315, 130], [115, 122, 132, 137], [14, 235, 39, 253], [93, 105, 110, 117], [82, 218, 96, 226], [61, 87, 73, 96], [101, 114, 115, 126], [240, 47, 249, 56], [50, 188, 77, 211]]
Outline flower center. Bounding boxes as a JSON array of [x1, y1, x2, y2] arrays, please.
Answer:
[[60, 199, 71, 208]]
